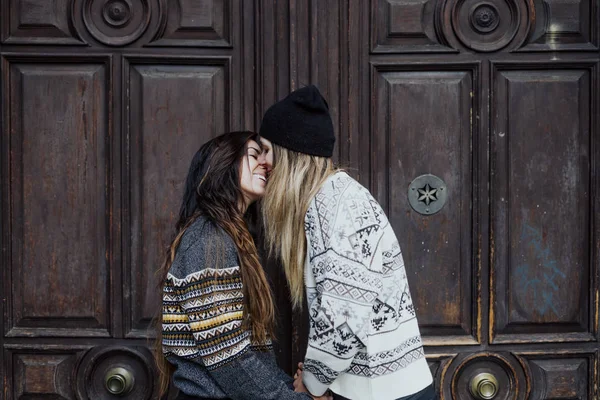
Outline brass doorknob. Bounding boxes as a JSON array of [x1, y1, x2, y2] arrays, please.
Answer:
[[470, 372, 499, 399], [105, 367, 135, 395]]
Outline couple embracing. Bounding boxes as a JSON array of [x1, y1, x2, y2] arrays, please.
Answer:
[[156, 86, 436, 400]]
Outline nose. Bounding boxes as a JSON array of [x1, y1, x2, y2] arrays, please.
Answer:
[[259, 150, 273, 173], [257, 152, 268, 168]]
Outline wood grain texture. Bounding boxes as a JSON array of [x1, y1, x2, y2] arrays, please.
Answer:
[[124, 58, 229, 338], [491, 63, 595, 344], [372, 64, 478, 344], [0, 0, 598, 397], [4, 57, 111, 338], [1, 0, 84, 45]]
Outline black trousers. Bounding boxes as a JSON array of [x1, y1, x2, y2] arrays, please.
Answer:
[[332, 383, 438, 400]]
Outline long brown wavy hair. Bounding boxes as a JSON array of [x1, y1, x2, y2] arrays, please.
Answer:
[[155, 131, 275, 397]]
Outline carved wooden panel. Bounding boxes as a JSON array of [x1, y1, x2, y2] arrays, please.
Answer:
[[10, 350, 79, 399], [149, 0, 232, 47], [521, 0, 598, 52], [372, 64, 478, 344], [371, 0, 598, 54], [442, 352, 529, 400], [520, 353, 594, 399], [80, 0, 152, 46], [74, 346, 156, 399], [124, 58, 228, 337], [490, 64, 595, 343], [371, 0, 454, 53], [426, 354, 454, 390], [3, 57, 111, 338], [439, 0, 531, 52], [1, 0, 84, 45]]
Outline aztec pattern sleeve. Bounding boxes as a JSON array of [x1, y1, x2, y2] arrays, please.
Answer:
[[162, 226, 311, 400], [301, 179, 384, 396]]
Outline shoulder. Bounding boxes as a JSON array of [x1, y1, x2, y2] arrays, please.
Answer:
[[316, 171, 353, 195], [311, 171, 372, 211], [168, 216, 239, 280], [322, 173, 389, 231]]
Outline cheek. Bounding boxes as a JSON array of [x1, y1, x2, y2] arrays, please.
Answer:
[[240, 165, 252, 189]]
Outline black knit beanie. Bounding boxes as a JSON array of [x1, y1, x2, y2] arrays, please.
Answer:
[[259, 85, 335, 157]]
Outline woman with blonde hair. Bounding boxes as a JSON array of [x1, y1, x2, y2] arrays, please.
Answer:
[[260, 86, 436, 400], [155, 131, 332, 400]]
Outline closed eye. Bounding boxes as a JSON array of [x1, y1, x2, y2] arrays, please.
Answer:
[[248, 146, 261, 159]]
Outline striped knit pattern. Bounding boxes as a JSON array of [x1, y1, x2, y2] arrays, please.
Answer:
[[159, 217, 313, 400], [162, 266, 266, 369]]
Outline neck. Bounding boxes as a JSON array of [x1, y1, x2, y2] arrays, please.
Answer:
[[239, 197, 251, 213]]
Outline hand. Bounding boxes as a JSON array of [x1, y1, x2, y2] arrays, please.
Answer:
[[293, 362, 304, 384], [293, 362, 304, 380], [293, 363, 333, 400], [293, 367, 306, 392]]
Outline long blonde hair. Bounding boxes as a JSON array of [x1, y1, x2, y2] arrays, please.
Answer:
[[262, 144, 337, 308]]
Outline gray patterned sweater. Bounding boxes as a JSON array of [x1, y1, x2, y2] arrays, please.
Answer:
[[162, 217, 311, 400], [302, 172, 433, 400]]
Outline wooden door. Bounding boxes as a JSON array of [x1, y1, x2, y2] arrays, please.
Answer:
[[1, 1, 598, 399], [1, 1, 256, 398], [360, 0, 599, 398], [264, 1, 599, 399]]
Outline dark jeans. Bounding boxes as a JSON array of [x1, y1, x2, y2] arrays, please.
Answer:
[[332, 383, 438, 400]]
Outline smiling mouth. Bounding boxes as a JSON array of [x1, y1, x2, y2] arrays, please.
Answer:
[[253, 173, 267, 183]]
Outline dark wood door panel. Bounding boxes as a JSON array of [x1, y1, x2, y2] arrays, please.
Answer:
[[370, 0, 455, 53], [4, 346, 86, 400], [124, 58, 230, 338], [149, 0, 233, 47], [371, 64, 478, 345], [521, 0, 598, 52], [1, 0, 253, 395], [1, 0, 238, 49], [436, 351, 596, 399], [1, 0, 85, 45], [2, 56, 112, 339], [521, 351, 596, 399], [490, 63, 596, 344], [369, 0, 598, 54], [4, 344, 156, 400]]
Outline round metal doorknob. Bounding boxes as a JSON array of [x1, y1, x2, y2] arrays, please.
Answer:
[[470, 372, 499, 399], [104, 367, 135, 395]]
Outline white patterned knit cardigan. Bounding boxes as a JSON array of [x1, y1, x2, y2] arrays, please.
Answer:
[[302, 172, 433, 400]]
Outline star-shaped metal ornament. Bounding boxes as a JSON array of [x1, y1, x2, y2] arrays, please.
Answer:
[[417, 184, 438, 205], [408, 174, 447, 215]]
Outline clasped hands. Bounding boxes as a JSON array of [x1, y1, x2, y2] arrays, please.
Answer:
[[293, 362, 333, 400]]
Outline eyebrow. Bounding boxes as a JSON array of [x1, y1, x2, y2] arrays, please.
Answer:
[[248, 146, 261, 153]]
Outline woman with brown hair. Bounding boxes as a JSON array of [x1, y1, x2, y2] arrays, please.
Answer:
[[155, 131, 331, 400], [260, 87, 436, 400]]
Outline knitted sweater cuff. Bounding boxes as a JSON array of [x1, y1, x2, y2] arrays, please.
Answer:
[[302, 369, 330, 397]]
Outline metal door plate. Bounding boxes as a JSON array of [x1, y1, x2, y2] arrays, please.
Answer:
[[408, 174, 447, 215]]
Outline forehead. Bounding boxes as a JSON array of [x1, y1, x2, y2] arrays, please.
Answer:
[[247, 140, 261, 151], [259, 137, 272, 148]]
